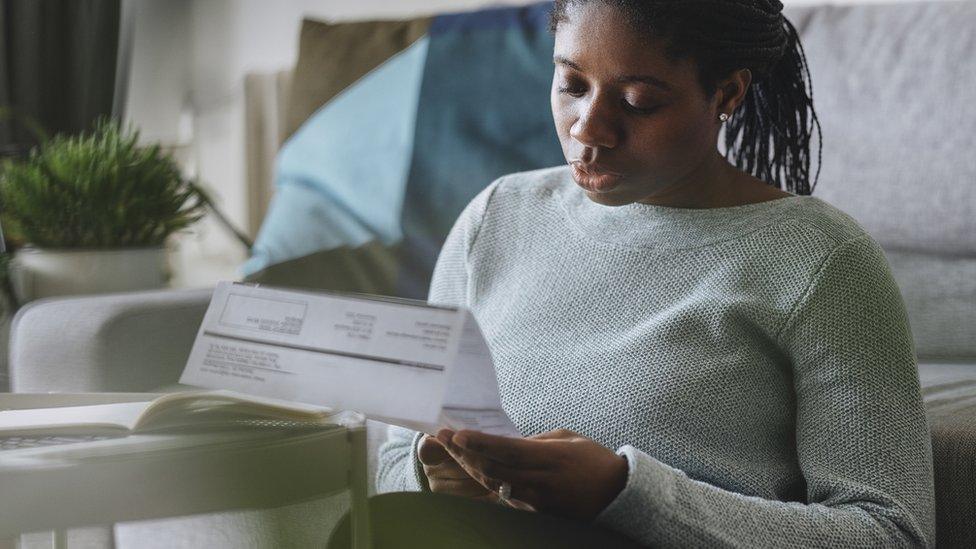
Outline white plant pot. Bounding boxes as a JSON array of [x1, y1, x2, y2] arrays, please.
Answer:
[[11, 247, 168, 303]]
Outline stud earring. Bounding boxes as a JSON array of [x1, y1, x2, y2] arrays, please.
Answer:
[[719, 113, 730, 122]]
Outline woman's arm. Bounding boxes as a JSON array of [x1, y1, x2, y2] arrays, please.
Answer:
[[443, 235, 935, 548], [376, 425, 427, 493], [595, 235, 935, 547]]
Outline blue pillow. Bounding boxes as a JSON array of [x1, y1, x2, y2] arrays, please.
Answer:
[[244, 2, 564, 298]]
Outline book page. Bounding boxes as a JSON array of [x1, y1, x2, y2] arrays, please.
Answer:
[[0, 390, 361, 437], [133, 390, 363, 431], [135, 389, 334, 425], [0, 401, 152, 435]]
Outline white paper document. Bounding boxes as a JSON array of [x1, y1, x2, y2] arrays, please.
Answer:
[[180, 281, 520, 437]]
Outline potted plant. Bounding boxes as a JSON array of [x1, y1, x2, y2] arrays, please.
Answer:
[[0, 120, 208, 302]]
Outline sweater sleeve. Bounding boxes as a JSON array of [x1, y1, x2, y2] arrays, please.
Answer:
[[594, 235, 936, 548], [374, 179, 501, 494], [375, 425, 427, 493]]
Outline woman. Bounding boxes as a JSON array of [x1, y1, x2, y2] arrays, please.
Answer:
[[375, 0, 935, 546]]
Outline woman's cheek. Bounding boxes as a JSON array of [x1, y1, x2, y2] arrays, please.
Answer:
[[644, 117, 707, 176], [552, 105, 576, 150], [551, 87, 572, 137]]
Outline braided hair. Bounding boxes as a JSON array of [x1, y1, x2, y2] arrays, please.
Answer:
[[549, 0, 822, 195]]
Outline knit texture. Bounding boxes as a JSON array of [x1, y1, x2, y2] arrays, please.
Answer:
[[376, 165, 935, 547]]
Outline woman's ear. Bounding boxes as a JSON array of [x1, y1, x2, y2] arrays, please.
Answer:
[[715, 68, 752, 118]]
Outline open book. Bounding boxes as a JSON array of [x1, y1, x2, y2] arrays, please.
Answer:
[[0, 390, 360, 437]]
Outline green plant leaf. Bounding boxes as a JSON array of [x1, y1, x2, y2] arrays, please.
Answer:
[[0, 119, 208, 248]]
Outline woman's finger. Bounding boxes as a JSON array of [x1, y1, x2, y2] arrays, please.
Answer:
[[489, 477, 543, 512], [472, 492, 502, 505], [435, 428, 456, 447], [417, 435, 451, 466], [428, 476, 493, 498], [528, 428, 580, 441], [423, 459, 478, 481], [447, 445, 548, 489], [427, 454, 544, 511], [504, 491, 542, 512], [451, 430, 550, 468], [504, 497, 538, 512]]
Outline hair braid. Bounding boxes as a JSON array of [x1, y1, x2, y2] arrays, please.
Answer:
[[550, 0, 823, 195]]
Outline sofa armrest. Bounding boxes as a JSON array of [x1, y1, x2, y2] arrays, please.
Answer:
[[919, 361, 976, 549], [9, 288, 212, 393]]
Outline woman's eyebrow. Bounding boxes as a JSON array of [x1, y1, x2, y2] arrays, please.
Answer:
[[553, 55, 673, 92], [553, 55, 584, 71]]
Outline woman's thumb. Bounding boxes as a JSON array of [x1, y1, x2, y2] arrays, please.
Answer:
[[417, 435, 451, 465]]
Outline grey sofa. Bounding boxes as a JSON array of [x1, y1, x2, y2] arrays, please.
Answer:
[[7, 0, 975, 547]]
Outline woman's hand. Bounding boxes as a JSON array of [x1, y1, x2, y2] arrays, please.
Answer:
[[436, 428, 629, 520], [417, 434, 500, 503]]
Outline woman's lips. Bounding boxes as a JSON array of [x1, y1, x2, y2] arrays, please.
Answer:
[[571, 163, 624, 193]]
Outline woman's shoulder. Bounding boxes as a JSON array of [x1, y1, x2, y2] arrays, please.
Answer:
[[455, 165, 569, 219], [767, 195, 898, 303], [487, 169, 881, 246], [488, 165, 575, 202], [468, 165, 577, 224], [454, 165, 574, 230], [475, 168, 886, 260], [782, 194, 883, 252], [450, 166, 573, 244]]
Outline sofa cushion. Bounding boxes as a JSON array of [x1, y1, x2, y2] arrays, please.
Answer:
[[243, 33, 430, 295], [782, 1, 976, 256], [884, 250, 976, 360], [284, 16, 431, 140], [243, 2, 564, 299]]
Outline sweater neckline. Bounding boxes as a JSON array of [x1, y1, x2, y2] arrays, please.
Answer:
[[558, 170, 807, 250]]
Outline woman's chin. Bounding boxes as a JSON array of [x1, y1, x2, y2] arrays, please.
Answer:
[[582, 188, 635, 207]]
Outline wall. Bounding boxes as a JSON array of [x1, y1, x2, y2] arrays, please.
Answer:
[[123, 0, 947, 288]]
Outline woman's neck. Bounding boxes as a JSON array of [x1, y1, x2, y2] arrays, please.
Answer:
[[637, 151, 792, 210]]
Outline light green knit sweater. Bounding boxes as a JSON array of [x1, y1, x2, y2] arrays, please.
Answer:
[[376, 165, 935, 548]]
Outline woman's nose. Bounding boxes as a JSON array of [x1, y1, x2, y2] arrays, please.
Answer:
[[569, 95, 621, 150]]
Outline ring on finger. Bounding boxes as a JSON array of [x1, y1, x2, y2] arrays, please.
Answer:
[[498, 481, 512, 503]]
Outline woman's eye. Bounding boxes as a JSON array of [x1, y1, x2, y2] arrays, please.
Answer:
[[557, 86, 586, 97], [623, 101, 660, 115]]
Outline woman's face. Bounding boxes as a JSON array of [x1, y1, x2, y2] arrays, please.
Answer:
[[551, 3, 727, 206]]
